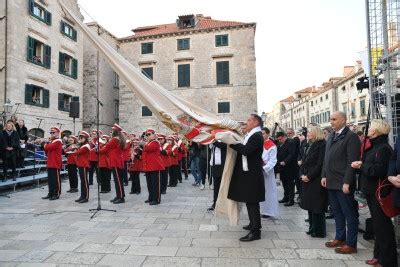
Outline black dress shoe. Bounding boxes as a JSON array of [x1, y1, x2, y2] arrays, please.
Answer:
[[239, 231, 261, 242], [75, 198, 83, 202], [161, 191, 166, 194], [135, 192, 141, 195], [67, 188, 78, 193], [261, 215, 270, 219], [149, 201, 159, 205], [207, 206, 215, 211], [49, 196, 59, 201], [284, 201, 295, 207], [42, 195, 51, 199], [129, 191, 135, 194], [113, 198, 125, 204], [110, 197, 118, 203], [311, 233, 326, 238], [78, 199, 88, 203], [306, 230, 312, 235], [145, 200, 151, 203], [278, 198, 288, 203], [242, 224, 251, 230], [305, 218, 310, 222]]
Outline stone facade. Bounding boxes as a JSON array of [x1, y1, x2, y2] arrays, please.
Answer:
[[82, 22, 120, 133], [0, 0, 83, 137], [117, 15, 257, 133]]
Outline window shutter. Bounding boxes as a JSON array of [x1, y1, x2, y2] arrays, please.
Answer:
[[58, 93, 64, 111], [60, 21, 64, 33], [217, 61, 229, 85], [215, 36, 220, 47], [72, 28, 77, 41], [45, 10, 52, 25], [25, 84, 33, 104], [223, 62, 229, 84], [58, 52, 65, 74], [43, 89, 50, 108], [72, 59, 78, 79], [43, 44, 51, 69], [72, 96, 79, 102], [27, 36, 34, 62], [28, 0, 34, 15]]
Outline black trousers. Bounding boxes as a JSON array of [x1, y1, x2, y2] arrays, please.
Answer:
[[99, 168, 111, 192], [3, 151, 16, 178], [246, 202, 261, 232], [295, 166, 301, 193], [130, 171, 141, 193], [199, 157, 207, 185], [67, 164, 78, 189], [161, 168, 168, 193], [16, 148, 26, 168], [123, 161, 129, 184], [146, 171, 161, 203], [168, 165, 179, 186], [177, 160, 183, 182], [78, 167, 89, 200], [307, 210, 326, 236], [48, 168, 61, 197], [181, 158, 188, 178], [112, 167, 125, 199], [88, 161, 98, 185], [280, 171, 295, 201], [366, 194, 398, 267], [212, 176, 222, 208]]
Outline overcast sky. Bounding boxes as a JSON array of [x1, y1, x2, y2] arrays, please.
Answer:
[[77, 0, 367, 113]]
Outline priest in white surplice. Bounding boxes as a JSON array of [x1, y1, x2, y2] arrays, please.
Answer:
[[260, 127, 279, 218]]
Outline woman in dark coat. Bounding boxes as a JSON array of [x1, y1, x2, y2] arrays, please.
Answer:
[[300, 126, 327, 238], [352, 119, 397, 267], [16, 120, 28, 168]]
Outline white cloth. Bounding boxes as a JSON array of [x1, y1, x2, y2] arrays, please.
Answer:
[[260, 145, 279, 217], [241, 126, 261, 171], [209, 143, 222, 166]]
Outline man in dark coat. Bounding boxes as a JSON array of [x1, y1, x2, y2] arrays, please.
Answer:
[[321, 111, 360, 254], [207, 141, 227, 211], [228, 114, 265, 242], [275, 131, 297, 206]]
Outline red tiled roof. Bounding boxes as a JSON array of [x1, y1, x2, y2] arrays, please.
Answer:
[[280, 96, 295, 103], [294, 86, 318, 94], [119, 15, 255, 40]]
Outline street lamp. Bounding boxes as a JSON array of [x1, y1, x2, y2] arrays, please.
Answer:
[[2, 99, 13, 125]]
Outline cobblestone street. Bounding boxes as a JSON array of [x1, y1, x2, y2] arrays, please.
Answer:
[[0, 175, 374, 266]]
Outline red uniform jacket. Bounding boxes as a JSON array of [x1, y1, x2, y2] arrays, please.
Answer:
[[122, 141, 131, 162], [89, 139, 98, 162], [64, 145, 77, 165], [75, 144, 90, 168], [98, 143, 110, 169], [170, 144, 179, 166], [44, 139, 63, 169], [160, 143, 171, 168], [99, 137, 123, 169], [142, 140, 165, 172], [129, 147, 143, 172]]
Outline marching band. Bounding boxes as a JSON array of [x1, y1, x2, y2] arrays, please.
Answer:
[[40, 123, 189, 205]]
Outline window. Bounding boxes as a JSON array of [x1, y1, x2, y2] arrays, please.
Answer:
[[218, 102, 230, 113], [311, 101, 313, 107], [25, 84, 49, 108], [114, 100, 119, 119], [58, 93, 72, 112], [351, 103, 356, 118], [342, 103, 348, 115], [27, 36, 51, 68], [177, 38, 190, 50], [360, 98, 366, 116], [215, 34, 229, 47], [320, 96, 323, 102], [178, 64, 190, 87], [28, 0, 51, 25], [142, 106, 152, 117], [113, 71, 120, 88], [216, 61, 230, 85], [341, 86, 346, 91], [59, 52, 78, 79], [325, 94, 328, 100], [141, 42, 153, 54], [60, 21, 77, 41], [141, 67, 153, 80]]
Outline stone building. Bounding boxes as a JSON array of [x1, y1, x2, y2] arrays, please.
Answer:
[[117, 14, 257, 133], [82, 22, 120, 133], [0, 0, 84, 137]]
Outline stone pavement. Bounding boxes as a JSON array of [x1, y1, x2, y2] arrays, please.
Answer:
[[0, 175, 375, 266]]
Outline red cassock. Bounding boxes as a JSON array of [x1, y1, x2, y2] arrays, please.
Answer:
[[160, 143, 172, 168], [98, 143, 110, 169], [122, 141, 132, 162], [44, 139, 63, 169], [75, 144, 90, 168], [170, 145, 179, 166], [89, 139, 98, 162], [64, 145, 77, 165], [142, 140, 164, 172], [99, 137, 123, 169]]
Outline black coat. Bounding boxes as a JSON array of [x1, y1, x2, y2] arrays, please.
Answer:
[[210, 141, 227, 178], [321, 127, 361, 190], [300, 140, 327, 213], [17, 126, 28, 142], [3, 130, 20, 150], [228, 131, 265, 203], [388, 138, 400, 208], [275, 138, 297, 174]]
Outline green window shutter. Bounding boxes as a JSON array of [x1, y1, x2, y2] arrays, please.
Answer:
[[25, 84, 33, 105], [45, 10, 52, 25], [72, 59, 78, 79], [72, 28, 77, 41], [58, 93, 64, 111], [28, 0, 34, 15], [43, 89, 50, 108], [27, 36, 34, 62], [178, 64, 190, 87], [217, 61, 229, 85], [60, 21, 65, 34], [141, 67, 153, 80], [43, 44, 51, 69], [59, 52, 64, 74]]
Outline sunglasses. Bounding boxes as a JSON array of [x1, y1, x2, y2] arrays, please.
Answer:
[[146, 133, 152, 136], [49, 132, 55, 134]]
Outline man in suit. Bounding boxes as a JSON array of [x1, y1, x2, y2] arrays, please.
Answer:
[[228, 114, 265, 242], [321, 111, 360, 254], [207, 141, 227, 211], [275, 131, 297, 206]]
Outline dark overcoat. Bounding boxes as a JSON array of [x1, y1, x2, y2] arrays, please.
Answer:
[[300, 139, 327, 213], [228, 131, 265, 203]]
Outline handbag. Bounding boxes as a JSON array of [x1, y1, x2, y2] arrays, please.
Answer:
[[375, 178, 400, 218]]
